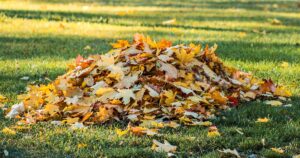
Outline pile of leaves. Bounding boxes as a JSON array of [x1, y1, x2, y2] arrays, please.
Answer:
[[5, 34, 291, 127]]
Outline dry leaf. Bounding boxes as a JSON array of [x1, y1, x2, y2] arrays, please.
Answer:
[[265, 100, 283, 106], [152, 139, 177, 153], [218, 149, 241, 158], [2, 127, 16, 135], [271, 147, 284, 154], [256, 117, 269, 123]]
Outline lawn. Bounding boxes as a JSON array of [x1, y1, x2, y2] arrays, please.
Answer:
[[0, 0, 299, 157]]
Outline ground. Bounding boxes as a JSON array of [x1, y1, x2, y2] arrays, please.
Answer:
[[0, 0, 299, 157]]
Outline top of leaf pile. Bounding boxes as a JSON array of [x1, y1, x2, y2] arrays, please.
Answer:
[[6, 34, 291, 125]]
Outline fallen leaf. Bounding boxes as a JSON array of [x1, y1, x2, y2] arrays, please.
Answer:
[[207, 131, 220, 137], [2, 127, 16, 135], [114, 89, 136, 105], [256, 117, 269, 123], [175, 48, 195, 65], [158, 60, 178, 80], [152, 139, 177, 153], [77, 143, 87, 149], [162, 18, 176, 25], [271, 147, 284, 154], [5, 102, 25, 118], [115, 128, 129, 137], [265, 100, 283, 106], [280, 61, 289, 68], [218, 149, 241, 158], [111, 40, 130, 49], [270, 18, 282, 25]]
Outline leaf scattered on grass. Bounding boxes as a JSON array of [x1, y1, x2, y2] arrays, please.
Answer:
[[1, 127, 16, 135], [218, 148, 241, 158], [152, 139, 177, 153], [256, 117, 269, 123], [271, 147, 284, 154]]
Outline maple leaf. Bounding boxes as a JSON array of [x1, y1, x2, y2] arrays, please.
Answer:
[[114, 89, 136, 105], [163, 90, 176, 105], [156, 39, 172, 49], [107, 62, 127, 80], [144, 85, 159, 97], [260, 79, 276, 93], [158, 60, 178, 80], [211, 91, 228, 105], [44, 104, 59, 115], [123, 44, 143, 56], [111, 40, 130, 49], [274, 86, 292, 97], [95, 107, 112, 122], [97, 54, 115, 68], [115, 74, 138, 89], [202, 64, 221, 82], [175, 47, 195, 64], [152, 139, 177, 153]]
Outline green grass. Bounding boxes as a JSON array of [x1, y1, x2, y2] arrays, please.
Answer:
[[0, 0, 299, 157]]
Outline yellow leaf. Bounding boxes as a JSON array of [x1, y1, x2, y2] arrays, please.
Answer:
[[96, 107, 112, 122], [211, 91, 228, 105], [81, 112, 93, 122], [163, 90, 176, 105], [152, 139, 177, 153], [207, 131, 220, 137], [162, 18, 176, 25], [200, 121, 213, 127], [271, 147, 284, 154], [96, 88, 115, 96], [265, 100, 283, 106], [111, 40, 130, 49], [274, 87, 292, 97], [77, 143, 87, 149], [0, 94, 7, 103], [114, 89, 136, 105], [2, 127, 16, 135], [280, 61, 289, 68], [64, 117, 79, 124], [175, 48, 195, 64], [115, 128, 129, 137], [44, 104, 59, 115], [238, 32, 247, 38], [256, 117, 269, 123], [130, 126, 147, 135]]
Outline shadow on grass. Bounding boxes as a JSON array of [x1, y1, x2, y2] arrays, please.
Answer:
[[1, 9, 300, 30], [30, 0, 300, 13], [0, 35, 299, 63]]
